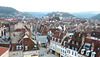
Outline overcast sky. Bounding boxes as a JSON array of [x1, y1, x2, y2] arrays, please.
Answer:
[[0, 0, 100, 12]]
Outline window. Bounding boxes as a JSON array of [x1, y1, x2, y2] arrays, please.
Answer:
[[76, 42, 79, 45], [61, 49, 62, 52], [69, 50, 70, 54], [75, 48, 77, 51], [67, 50, 68, 53], [93, 33, 95, 35], [34, 45, 37, 48], [19, 52, 21, 55], [61, 56, 63, 57], [1, 31, 3, 36], [81, 49, 85, 54], [84, 43, 91, 49], [72, 51, 74, 55], [68, 46, 70, 48], [4, 29, 6, 36], [16, 45, 19, 50], [86, 52, 89, 56], [65, 51, 66, 54], [63, 50, 64, 53], [91, 52, 96, 57], [72, 47, 74, 50], [52, 37, 53, 41], [39, 41, 41, 44], [79, 34, 81, 37], [25, 46, 28, 50], [91, 54, 95, 57], [19, 45, 22, 49], [13, 54, 15, 55], [70, 35, 73, 38], [64, 41, 66, 46], [75, 53, 77, 56], [55, 38, 56, 41], [86, 50, 90, 56], [58, 39, 60, 43], [16, 51, 18, 55], [78, 55, 80, 57], [67, 50, 70, 54], [72, 41, 74, 44]]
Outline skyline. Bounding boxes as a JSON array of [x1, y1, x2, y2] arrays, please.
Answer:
[[0, 0, 100, 12]]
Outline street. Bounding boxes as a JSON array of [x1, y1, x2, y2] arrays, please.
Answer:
[[39, 47, 57, 57]]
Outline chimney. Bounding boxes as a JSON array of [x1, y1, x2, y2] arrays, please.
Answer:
[[91, 42, 94, 51], [81, 35, 85, 45]]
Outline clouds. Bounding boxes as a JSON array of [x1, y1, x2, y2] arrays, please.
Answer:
[[0, 0, 100, 12]]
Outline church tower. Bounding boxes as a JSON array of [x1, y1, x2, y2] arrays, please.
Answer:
[[59, 12, 63, 20]]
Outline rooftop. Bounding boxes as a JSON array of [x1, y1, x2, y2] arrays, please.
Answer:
[[0, 47, 8, 56]]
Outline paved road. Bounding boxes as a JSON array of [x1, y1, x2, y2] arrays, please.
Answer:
[[39, 47, 57, 57]]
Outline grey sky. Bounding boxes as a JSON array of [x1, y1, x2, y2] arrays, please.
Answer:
[[0, 0, 100, 12]]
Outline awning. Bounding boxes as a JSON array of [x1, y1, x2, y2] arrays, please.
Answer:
[[56, 51, 60, 54]]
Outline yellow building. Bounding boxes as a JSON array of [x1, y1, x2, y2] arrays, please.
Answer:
[[24, 54, 39, 57]]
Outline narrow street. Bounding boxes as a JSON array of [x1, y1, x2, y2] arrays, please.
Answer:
[[39, 47, 57, 57]]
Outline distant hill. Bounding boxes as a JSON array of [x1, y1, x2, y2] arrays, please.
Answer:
[[44, 12, 75, 18], [0, 6, 34, 18], [70, 11, 100, 19], [0, 6, 19, 14], [91, 14, 100, 20], [26, 12, 50, 18]]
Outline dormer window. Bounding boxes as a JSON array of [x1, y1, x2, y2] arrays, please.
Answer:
[[93, 33, 95, 35], [34, 45, 37, 48], [98, 48, 100, 50], [76, 42, 79, 45], [52, 37, 53, 41], [70, 35, 73, 38], [68, 45, 70, 49], [64, 41, 66, 46], [55, 38, 56, 41], [86, 50, 90, 56], [79, 34, 81, 37], [72, 47, 74, 50], [81, 49, 85, 54], [58, 39, 60, 43], [75, 48, 77, 51], [84, 43, 91, 49], [39, 41, 41, 44], [25, 46, 28, 50], [78, 55, 81, 57], [72, 41, 74, 44], [91, 52, 96, 57], [16, 45, 19, 50], [19, 45, 22, 49]]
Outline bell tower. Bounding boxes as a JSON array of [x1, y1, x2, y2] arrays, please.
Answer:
[[59, 12, 63, 20]]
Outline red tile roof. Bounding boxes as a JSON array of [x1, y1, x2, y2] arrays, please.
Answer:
[[78, 37, 100, 57], [91, 31, 100, 39], [0, 47, 8, 56]]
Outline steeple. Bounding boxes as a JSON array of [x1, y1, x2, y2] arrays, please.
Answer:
[[59, 12, 63, 20]]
